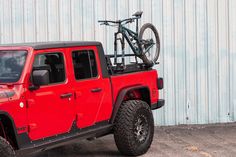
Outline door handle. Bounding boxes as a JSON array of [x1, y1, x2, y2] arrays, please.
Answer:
[[91, 88, 102, 93], [60, 93, 73, 99]]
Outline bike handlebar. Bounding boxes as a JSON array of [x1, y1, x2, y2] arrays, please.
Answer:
[[98, 17, 139, 26]]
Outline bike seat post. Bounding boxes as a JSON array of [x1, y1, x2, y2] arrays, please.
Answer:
[[136, 18, 139, 34]]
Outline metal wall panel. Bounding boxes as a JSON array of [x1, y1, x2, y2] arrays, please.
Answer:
[[0, 0, 235, 126]]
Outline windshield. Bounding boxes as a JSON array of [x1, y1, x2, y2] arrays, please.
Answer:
[[0, 50, 27, 83]]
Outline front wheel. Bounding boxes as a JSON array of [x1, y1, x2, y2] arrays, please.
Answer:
[[138, 23, 160, 67], [114, 100, 154, 156], [0, 136, 16, 157]]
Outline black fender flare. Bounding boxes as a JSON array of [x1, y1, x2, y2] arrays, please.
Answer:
[[0, 111, 19, 148], [110, 85, 150, 123]]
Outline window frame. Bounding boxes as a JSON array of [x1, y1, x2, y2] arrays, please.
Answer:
[[72, 49, 99, 81], [31, 51, 67, 87], [0, 50, 28, 83]]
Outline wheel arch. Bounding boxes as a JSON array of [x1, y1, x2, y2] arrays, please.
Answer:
[[110, 85, 151, 123], [0, 112, 19, 149]]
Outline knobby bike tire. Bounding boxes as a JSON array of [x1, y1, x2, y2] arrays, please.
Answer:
[[138, 23, 160, 67]]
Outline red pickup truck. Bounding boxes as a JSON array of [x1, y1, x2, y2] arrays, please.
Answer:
[[0, 41, 164, 157]]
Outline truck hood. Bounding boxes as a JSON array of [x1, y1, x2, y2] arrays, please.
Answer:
[[0, 85, 16, 103]]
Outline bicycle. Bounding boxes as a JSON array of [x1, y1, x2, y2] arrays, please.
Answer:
[[98, 11, 160, 68]]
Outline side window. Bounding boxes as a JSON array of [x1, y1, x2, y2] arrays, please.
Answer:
[[72, 50, 98, 80], [33, 52, 66, 84]]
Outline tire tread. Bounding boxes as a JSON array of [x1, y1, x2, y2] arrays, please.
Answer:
[[114, 100, 154, 156], [0, 136, 15, 157]]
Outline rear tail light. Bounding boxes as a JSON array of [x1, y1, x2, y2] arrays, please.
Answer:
[[157, 78, 163, 90]]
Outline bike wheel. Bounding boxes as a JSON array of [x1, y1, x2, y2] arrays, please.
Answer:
[[138, 23, 160, 67]]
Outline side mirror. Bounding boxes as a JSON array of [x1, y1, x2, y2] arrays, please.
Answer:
[[29, 70, 49, 90]]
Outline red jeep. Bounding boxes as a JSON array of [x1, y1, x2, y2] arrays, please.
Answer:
[[0, 41, 164, 157]]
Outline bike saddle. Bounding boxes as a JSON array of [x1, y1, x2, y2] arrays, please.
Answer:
[[133, 11, 143, 18]]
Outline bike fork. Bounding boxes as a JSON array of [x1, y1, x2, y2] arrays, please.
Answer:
[[114, 32, 125, 66], [121, 35, 125, 66], [114, 32, 118, 65]]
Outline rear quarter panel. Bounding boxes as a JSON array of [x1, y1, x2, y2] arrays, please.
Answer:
[[111, 70, 159, 105]]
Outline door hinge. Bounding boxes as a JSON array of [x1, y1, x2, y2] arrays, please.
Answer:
[[74, 91, 82, 99], [26, 99, 35, 108], [28, 123, 37, 132], [76, 113, 83, 121]]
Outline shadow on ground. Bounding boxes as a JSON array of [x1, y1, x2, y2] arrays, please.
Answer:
[[30, 123, 236, 157]]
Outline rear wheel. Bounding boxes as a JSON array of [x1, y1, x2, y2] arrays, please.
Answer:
[[138, 23, 160, 67], [0, 136, 15, 157], [114, 100, 154, 156]]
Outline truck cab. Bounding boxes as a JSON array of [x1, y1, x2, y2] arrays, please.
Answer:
[[0, 41, 164, 157]]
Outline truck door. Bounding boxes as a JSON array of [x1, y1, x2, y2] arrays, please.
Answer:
[[27, 50, 75, 140], [69, 46, 112, 129]]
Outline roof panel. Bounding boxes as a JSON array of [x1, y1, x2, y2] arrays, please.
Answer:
[[0, 41, 102, 50]]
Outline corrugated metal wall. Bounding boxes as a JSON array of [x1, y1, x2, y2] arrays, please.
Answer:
[[0, 0, 235, 126]]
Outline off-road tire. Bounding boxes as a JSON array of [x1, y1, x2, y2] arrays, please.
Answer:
[[0, 136, 16, 157], [114, 100, 154, 156], [139, 23, 160, 67]]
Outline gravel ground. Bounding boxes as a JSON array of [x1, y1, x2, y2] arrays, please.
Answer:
[[31, 122, 236, 157]]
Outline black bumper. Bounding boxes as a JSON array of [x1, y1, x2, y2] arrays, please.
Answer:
[[151, 99, 165, 110]]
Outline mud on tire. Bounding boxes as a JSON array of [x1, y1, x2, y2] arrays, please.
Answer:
[[114, 100, 154, 156], [0, 136, 15, 157]]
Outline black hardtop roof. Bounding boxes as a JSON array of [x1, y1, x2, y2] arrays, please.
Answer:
[[0, 41, 102, 50]]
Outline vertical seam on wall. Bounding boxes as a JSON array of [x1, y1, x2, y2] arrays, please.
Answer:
[[22, 0, 25, 42], [127, 0, 130, 59], [46, 0, 49, 41], [205, 0, 210, 123], [139, 0, 141, 14], [93, 0, 95, 40], [105, 0, 108, 52], [173, 0, 177, 125], [195, 0, 199, 124], [81, 0, 84, 40], [70, 0, 73, 41], [193, 0, 198, 123], [116, 0, 119, 60], [10, 0, 13, 43], [151, 0, 153, 24], [58, 0, 61, 41], [47, 1, 51, 41], [229, 0, 233, 121], [227, 0, 231, 121], [150, 0, 156, 124], [184, 0, 188, 124], [92, 0, 95, 40], [161, 0, 165, 125], [34, 0, 37, 42], [115, 0, 118, 20], [216, 0, 220, 122]]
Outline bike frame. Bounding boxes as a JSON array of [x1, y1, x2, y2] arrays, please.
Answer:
[[114, 21, 143, 65]]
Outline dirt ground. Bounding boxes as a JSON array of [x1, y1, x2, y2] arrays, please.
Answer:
[[31, 122, 236, 157]]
